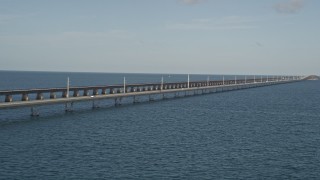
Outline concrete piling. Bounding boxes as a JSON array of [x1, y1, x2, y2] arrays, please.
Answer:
[[22, 93, 29, 101], [73, 90, 79, 97], [5, 95, 13, 102], [50, 92, 56, 99], [83, 89, 89, 96], [36, 93, 43, 100]]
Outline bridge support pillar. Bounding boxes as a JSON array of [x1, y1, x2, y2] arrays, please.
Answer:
[[92, 100, 100, 109], [65, 102, 73, 112], [50, 92, 56, 99], [5, 95, 13, 102], [133, 96, 139, 103], [30, 107, 39, 117], [115, 98, 122, 106], [62, 91, 67, 98], [149, 95, 154, 101], [22, 93, 29, 101], [93, 89, 99, 95], [83, 89, 89, 96], [36, 93, 43, 100], [101, 88, 107, 95], [73, 90, 79, 97]]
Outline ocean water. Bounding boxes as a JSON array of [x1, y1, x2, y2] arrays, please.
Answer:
[[0, 71, 320, 179]]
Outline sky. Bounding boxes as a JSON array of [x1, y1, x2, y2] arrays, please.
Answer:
[[0, 0, 319, 75]]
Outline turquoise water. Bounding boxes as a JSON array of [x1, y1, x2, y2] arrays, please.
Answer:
[[0, 71, 320, 179]]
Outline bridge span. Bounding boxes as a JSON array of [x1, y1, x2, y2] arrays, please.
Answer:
[[0, 75, 312, 116]]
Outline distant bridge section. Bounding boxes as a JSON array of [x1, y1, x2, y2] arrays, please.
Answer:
[[305, 75, 320, 80]]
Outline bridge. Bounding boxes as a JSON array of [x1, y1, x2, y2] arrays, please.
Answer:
[[0, 75, 314, 116], [306, 75, 320, 80]]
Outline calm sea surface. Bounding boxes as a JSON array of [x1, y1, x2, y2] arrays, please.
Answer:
[[0, 71, 320, 179]]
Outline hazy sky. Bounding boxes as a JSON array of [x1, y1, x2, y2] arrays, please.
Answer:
[[0, 0, 319, 75]]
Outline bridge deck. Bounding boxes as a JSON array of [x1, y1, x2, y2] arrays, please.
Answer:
[[0, 80, 297, 109]]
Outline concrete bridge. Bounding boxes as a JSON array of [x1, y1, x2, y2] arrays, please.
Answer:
[[306, 75, 320, 80], [0, 75, 312, 116]]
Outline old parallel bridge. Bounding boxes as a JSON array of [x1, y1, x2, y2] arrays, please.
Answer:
[[0, 75, 312, 116]]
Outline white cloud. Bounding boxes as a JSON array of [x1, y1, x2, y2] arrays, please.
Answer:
[[274, 0, 307, 14], [167, 16, 258, 30], [0, 13, 37, 24], [0, 14, 19, 24], [61, 30, 134, 39], [178, 0, 206, 5], [0, 30, 136, 48]]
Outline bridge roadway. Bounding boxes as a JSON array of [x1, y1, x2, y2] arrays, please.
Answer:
[[0, 77, 302, 110]]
